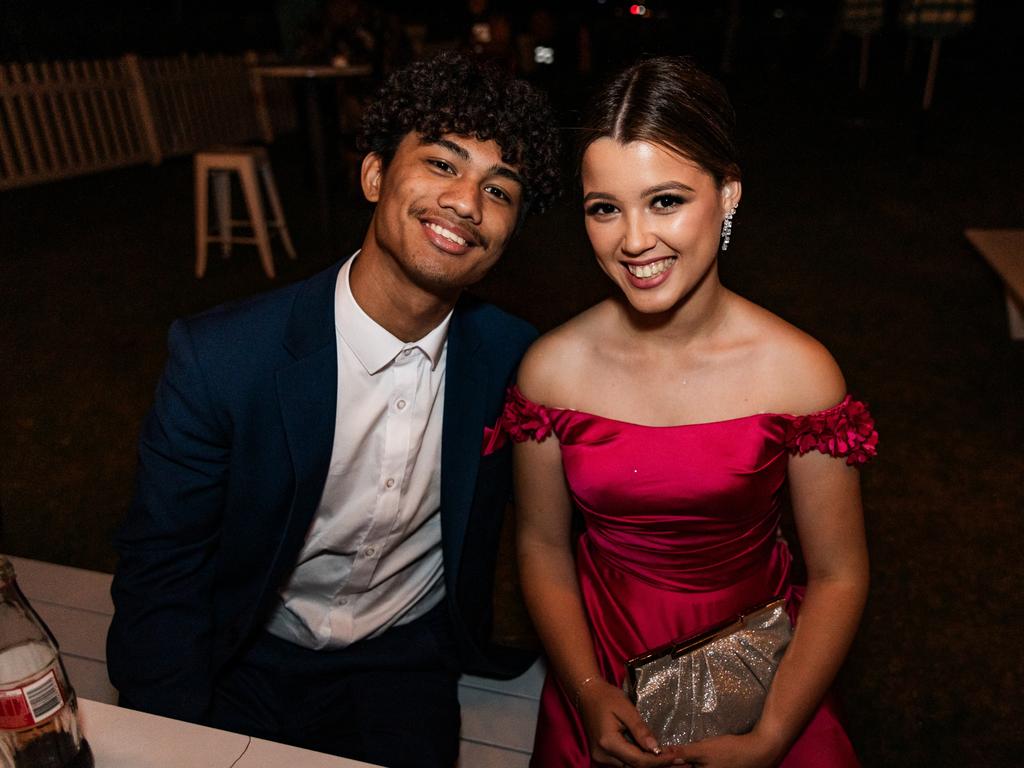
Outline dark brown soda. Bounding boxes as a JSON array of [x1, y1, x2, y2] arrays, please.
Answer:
[[11, 733, 93, 768]]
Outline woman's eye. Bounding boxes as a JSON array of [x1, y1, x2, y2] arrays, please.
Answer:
[[652, 194, 684, 210], [585, 202, 617, 216]]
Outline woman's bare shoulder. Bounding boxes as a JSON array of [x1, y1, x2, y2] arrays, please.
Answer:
[[736, 299, 847, 415], [516, 302, 614, 407]]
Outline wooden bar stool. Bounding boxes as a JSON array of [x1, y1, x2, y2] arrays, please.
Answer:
[[194, 146, 296, 279]]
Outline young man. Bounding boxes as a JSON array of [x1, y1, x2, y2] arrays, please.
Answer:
[[107, 52, 560, 768]]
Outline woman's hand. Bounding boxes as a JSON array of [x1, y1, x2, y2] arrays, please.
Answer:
[[578, 679, 679, 767], [668, 730, 786, 768]]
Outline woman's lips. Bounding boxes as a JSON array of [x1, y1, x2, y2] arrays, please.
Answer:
[[623, 256, 677, 288]]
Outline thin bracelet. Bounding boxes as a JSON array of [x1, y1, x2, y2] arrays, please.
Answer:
[[573, 674, 602, 709]]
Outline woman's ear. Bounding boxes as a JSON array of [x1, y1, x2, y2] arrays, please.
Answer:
[[361, 153, 384, 203], [721, 179, 742, 211]]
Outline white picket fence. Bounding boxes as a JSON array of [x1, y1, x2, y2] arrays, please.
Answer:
[[0, 52, 296, 190]]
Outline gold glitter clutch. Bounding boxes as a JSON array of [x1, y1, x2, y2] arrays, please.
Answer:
[[622, 598, 792, 746]]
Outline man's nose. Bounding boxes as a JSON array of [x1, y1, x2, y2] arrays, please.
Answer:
[[438, 179, 483, 224]]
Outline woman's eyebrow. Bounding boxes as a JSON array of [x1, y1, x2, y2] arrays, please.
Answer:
[[639, 181, 695, 197], [583, 181, 696, 203]]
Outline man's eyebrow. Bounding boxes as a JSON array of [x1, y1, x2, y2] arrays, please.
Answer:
[[422, 137, 470, 161], [491, 166, 524, 189], [421, 137, 524, 189]]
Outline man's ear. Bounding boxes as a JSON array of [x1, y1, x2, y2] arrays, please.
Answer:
[[361, 153, 384, 203]]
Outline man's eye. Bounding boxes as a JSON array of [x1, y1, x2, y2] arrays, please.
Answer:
[[428, 159, 455, 173], [652, 194, 684, 210], [585, 203, 618, 216], [485, 185, 511, 202]]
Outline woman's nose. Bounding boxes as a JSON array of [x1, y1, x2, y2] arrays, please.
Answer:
[[621, 215, 656, 256]]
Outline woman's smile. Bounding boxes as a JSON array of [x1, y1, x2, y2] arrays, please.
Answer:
[[623, 255, 678, 287]]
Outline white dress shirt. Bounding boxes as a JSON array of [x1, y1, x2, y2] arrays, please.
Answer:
[[265, 253, 452, 649]]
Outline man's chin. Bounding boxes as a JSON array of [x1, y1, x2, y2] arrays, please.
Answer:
[[406, 257, 496, 297], [403, 266, 477, 301]]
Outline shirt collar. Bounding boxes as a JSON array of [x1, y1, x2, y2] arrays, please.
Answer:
[[335, 252, 452, 374]]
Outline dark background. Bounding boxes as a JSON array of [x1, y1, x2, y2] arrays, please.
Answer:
[[2, 1, 1023, 765]]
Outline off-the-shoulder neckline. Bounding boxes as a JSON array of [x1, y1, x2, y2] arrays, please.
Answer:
[[510, 386, 853, 431]]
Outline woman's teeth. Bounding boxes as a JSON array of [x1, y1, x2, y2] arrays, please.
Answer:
[[426, 222, 467, 246], [627, 257, 675, 279]]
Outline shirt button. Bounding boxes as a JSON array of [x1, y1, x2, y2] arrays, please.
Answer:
[[339, 597, 349, 606], [385, 478, 395, 488], [364, 547, 376, 558], [402, 349, 412, 357], [396, 399, 407, 410]]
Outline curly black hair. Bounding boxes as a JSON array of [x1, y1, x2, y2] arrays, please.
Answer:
[[359, 51, 561, 215]]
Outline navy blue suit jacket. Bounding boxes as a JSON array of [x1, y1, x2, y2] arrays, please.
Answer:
[[107, 260, 537, 723]]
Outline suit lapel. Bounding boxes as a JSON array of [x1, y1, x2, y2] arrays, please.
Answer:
[[270, 262, 342, 582], [441, 305, 487, 586]]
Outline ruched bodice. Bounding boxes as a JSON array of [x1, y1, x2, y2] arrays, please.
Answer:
[[552, 409, 791, 592], [499, 386, 876, 767]]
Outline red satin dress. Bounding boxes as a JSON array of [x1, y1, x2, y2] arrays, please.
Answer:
[[500, 387, 878, 767]]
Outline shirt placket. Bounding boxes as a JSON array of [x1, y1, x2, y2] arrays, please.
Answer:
[[348, 350, 417, 599]]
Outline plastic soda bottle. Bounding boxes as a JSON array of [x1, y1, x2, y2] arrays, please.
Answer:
[[0, 556, 93, 768]]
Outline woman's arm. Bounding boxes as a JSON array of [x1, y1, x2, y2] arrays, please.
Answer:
[[514, 386, 675, 767], [674, 325, 870, 767], [754, 452, 869, 756], [677, 431, 869, 766]]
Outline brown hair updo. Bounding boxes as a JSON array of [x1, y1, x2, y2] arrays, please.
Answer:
[[579, 56, 741, 187]]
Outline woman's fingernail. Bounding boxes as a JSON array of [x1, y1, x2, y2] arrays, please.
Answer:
[[644, 737, 661, 753]]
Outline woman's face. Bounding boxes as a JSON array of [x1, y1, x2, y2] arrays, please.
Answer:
[[581, 138, 740, 315]]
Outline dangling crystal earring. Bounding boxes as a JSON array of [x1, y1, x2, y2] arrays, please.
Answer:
[[720, 205, 737, 251]]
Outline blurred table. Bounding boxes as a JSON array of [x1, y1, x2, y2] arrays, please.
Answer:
[[79, 698, 380, 768], [251, 64, 372, 230], [965, 228, 1024, 340]]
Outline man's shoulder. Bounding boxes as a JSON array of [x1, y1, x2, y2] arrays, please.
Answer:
[[454, 295, 538, 351], [177, 262, 340, 347]]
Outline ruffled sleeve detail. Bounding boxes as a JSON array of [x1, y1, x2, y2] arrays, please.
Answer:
[[784, 396, 879, 466], [481, 386, 554, 455]]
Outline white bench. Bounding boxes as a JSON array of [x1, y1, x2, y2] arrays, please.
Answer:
[[8, 556, 542, 768], [965, 228, 1024, 340]]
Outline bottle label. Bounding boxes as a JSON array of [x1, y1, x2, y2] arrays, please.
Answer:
[[0, 668, 65, 729]]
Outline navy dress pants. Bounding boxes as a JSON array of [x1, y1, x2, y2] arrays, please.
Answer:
[[206, 603, 461, 768]]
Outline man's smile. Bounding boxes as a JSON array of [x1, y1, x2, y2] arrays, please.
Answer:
[[414, 209, 486, 256], [426, 221, 468, 246]]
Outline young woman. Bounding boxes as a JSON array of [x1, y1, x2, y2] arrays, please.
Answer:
[[504, 58, 876, 767]]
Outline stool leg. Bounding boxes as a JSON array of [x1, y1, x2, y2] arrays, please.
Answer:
[[238, 161, 275, 279], [259, 161, 297, 260], [194, 159, 209, 278], [1006, 291, 1024, 341], [212, 170, 232, 258]]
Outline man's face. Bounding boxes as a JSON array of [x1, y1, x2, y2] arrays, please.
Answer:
[[360, 132, 524, 300]]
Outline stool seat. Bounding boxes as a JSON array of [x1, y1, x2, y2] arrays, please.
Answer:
[[194, 146, 296, 279]]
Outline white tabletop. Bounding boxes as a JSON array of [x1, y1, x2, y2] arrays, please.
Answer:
[[79, 699, 380, 768]]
